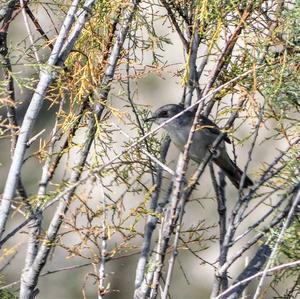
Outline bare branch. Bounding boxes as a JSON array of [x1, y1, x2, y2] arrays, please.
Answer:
[[0, 0, 83, 241], [224, 245, 272, 299], [18, 1, 140, 298], [20, 0, 41, 64], [160, 0, 189, 50], [253, 188, 300, 299], [214, 260, 300, 299]]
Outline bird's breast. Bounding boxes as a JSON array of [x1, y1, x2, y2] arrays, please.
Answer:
[[169, 129, 208, 163]]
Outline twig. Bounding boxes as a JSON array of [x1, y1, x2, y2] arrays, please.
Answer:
[[26, 129, 46, 147], [214, 260, 300, 299], [126, 52, 155, 184], [160, 0, 189, 50], [218, 185, 299, 276], [0, 30, 18, 155], [203, 1, 255, 116], [0, 3, 29, 204], [146, 155, 185, 298], [213, 140, 300, 288], [97, 175, 108, 299], [0, 262, 91, 290], [223, 245, 272, 299], [0, 0, 82, 242], [233, 192, 286, 243], [185, 25, 201, 106], [134, 136, 171, 292], [252, 188, 300, 299], [20, 0, 41, 64], [161, 162, 188, 299], [18, 1, 139, 298], [24, 4, 53, 50], [0, 251, 141, 291], [238, 105, 264, 192], [0, 251, 17, 272], [210, 164, 228, 295], [112, 123, 175, 176]]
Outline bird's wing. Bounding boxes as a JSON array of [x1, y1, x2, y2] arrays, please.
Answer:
[[197, 115, 231, 144]]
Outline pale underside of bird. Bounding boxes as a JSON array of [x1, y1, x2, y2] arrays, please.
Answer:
[[146, 104, 253, 189]]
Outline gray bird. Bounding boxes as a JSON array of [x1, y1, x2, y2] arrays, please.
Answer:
[[145, 104, 253, 189]]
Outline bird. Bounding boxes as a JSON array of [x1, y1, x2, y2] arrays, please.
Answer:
[[145, 104, 253, 189]]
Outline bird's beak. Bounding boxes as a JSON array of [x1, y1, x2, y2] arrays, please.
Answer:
[[144, 116, 156, 123]]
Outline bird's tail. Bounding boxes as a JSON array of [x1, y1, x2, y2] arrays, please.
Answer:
[[214, 158, 253, 189]]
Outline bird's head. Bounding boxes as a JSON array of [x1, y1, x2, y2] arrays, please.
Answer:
[[145, 104, 188, 126]]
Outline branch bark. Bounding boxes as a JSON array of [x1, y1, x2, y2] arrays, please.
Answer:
[[0, 0, 83, 242], [18, 1, 140, 298]]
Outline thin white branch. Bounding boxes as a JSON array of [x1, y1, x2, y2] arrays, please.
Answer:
[[112, 123, 175, 176], [18, 1, 139, 298], [96, 175, 108, 299], [20, 0, 40, 64], [161, 180, 186, 299], [26, 129, 46, 147], [20, 117, 95, 299], [214, 259, 300, 299], [252, 188, 300, 299], [0, 0, 81, 242]]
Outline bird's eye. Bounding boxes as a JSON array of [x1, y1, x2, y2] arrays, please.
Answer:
[[159, 110, 168, 118]]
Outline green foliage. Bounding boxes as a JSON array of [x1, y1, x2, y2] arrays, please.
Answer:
[[0, 290, 16, 299], [279, 219, 300, 261], [262, 2, 300, 112], [269, 219, 300, 298]]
